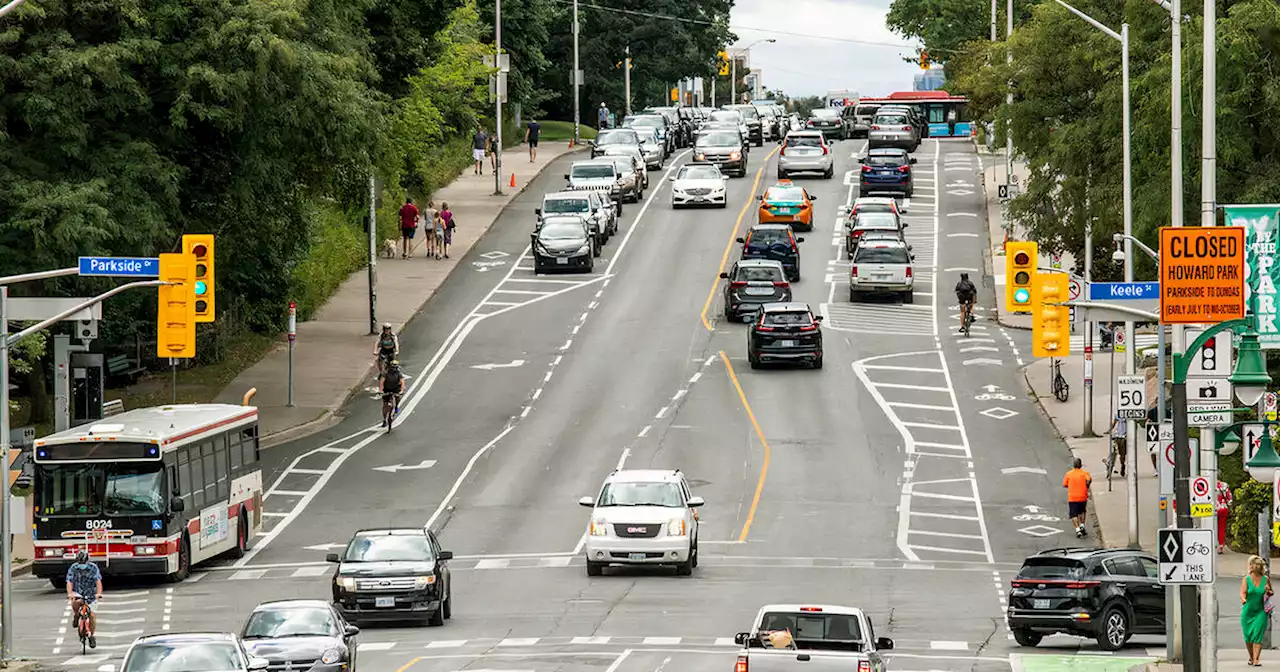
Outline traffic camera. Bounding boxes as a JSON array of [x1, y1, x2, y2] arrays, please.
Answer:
[[182, 234, 215, 322], [1031, 273, 1070, 358], [1004, 241, 1038, 313], [156, 252, 196, 359]]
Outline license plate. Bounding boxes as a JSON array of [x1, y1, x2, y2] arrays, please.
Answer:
[[874, 274, 891, 280], [745, 287, 774, 296], [1033, 599, 1051, 610], [693, 197, 707, 202], [376, 596, 396, 608], [777, 340, 797, 347], [628, 553, 647, 560], [556, 257, 568, 265]]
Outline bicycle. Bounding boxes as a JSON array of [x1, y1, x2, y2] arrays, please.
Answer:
[[959, 300, 975, 337], [1051, 358, 1069, 402], [70, 592, 94, 653], [382, 392, 401, 431]]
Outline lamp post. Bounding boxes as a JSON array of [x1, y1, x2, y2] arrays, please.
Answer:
[[731, 39, 774, 105]]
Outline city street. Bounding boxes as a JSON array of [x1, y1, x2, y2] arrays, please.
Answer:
[[13, 139, 1161, 672]]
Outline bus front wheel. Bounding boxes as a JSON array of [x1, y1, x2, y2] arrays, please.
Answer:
[[169, 535, 191, 583]]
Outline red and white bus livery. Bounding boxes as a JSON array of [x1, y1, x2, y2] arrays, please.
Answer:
[[32, 403, 263, 586]]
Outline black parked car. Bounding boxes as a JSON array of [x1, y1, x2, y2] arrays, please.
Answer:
[[720, 259, 792, 323], [747, 302, 824, 369], [737, 223, 804, 282], [242, 599, 360, 671], [1007, 547, 1165, 651], [533, 215, 597, 271], [328, 528, 453, 627]]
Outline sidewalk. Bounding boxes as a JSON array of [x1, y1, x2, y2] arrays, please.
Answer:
[[1133, 647, 1256, 671], [213, 143, 581, 444]]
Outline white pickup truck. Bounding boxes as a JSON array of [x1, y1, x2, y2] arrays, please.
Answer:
[[732, 604, 894, 672]]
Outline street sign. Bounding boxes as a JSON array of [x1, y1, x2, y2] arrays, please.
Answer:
[[1226, 204, 1280, 349], [1266, 391, 1278, 421], [1158, 226, 1246, 324], [1189, 409, 1232, 427], [1244, 423, 1265, 464], [1185, 326, 1235, 377], [4, 297, 103, 323], [78, 256, 161, 277], [1116, 375, 1147, 419], [998, 184, 1010, 200], [1068, 277, 1082, 301], [1145, 422, 1160, 456], [1189, 378, 1233, 404], [1158, 528, 1215, 584], [1115, 328, 1126, 352], [1159, 421, 1174, 495], [1087, 281, 1161, 301], [1190, 476, 1214, 517]]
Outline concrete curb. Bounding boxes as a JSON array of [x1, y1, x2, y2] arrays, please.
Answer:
[[258, 146, 587, 449]]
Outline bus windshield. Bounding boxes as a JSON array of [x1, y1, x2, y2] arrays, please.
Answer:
[[36, 461, 166, 517]]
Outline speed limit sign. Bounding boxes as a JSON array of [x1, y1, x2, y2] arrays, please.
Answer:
[[1117, 375, 1147, 419], [1190, 476, 1213, 517]]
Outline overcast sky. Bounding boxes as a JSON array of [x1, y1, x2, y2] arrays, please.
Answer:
[[727, 0, 924, 99]]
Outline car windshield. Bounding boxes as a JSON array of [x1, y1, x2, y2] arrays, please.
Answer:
[[599, 158, 632, 174], [854, 246, 910, 264], [679, 166, 721, 180], [539, 221, 587, 241], [758, 612, 862, 642], [766, 187, 806, 202], [543, 198, 589, 214], [635, 128, 659, 143], [597, 481, 684, 507], [854, 214, 901, 230], [735, 266, 783, 282], [596, 129, 638, 145], [811, 109, 838, 120], [627, 116, 663, 128], [731, 106, 759, 120], [786, 135, 823, 148], [571, 164, 615, 179], [122, 641, 243, 672], [1018, 559, 1086, 580], [710, 111, 741, 123], [855, 105, 881, 117], [242, 607, 337, 639], [343, 534, 433, 562], [867, 154, 907, 167], [876, 114, 909, 125], [35, 462, 166, 517], [763, 311, 813, 327], [697, 132, 739, 147]]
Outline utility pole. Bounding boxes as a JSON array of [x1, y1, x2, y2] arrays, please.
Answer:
[[731, 52, 737, 105], [0, 0, 26, 18], [493, 0, 503, 196], [1198, 0, 1217, 664], [367, 173, 377, 335], [1119, 22, 1138, 551], [991, 0, 997, 41], [624, 46, 632, 116], [1005, 0, 1014, 185], [572, 0, 580, 144]]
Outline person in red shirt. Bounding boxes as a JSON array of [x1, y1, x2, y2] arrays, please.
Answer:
[[1063, 458, 1092, 538], [399, 198, 420, 258], [1217, 480, 1233, 553]]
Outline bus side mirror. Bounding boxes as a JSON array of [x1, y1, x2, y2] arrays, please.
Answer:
[[169, 496, 185, 513]]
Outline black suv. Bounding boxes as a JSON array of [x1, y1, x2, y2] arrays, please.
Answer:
[[1007, 547, 1164, 651], [737, 224, 804, 282], [328, 528, 454, 626], [720, 259, 792, 323], [747, 302, 824, 369]]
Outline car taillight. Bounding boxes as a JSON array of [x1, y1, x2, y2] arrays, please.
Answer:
[[731, 281, 747, 288], [898, 165, 910, 173], [822, 145, 830, 155], [851, 265, 858, 277], [736, 655, 749, 672], [807, 120, 815, 127], [905, 267, 912, 278], [798, 323, 818, 332], [857, 662, 870, 672], [902, 126, 912, 132], [773, 281, 790, 288], [870, 125, 881, 130], [799, 606, 823, 612], [756, 324, 774, 332], [861, 165, 872, 173]]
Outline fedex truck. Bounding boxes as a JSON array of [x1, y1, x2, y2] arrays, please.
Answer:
[[824, 90, 859, 109]]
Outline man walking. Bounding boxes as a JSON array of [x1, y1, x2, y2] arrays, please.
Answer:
[[1063, 457, 1093, 538], [598, 102, 610, 130], [525, 118, 541, 162], [473, 124, 488, 175], [398, 198, 419, 258], [1107, 416, 1128, 477]]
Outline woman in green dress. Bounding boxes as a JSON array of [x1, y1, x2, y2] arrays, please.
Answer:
[[1241, 555, 1273, 666]]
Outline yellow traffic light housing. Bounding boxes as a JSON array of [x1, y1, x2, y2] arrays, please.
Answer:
[[919, 51, 931, 70], [157, 252, 196, 359], [718, 51, 729, 76], [1032, 273, 1071, 358], [1004, 241, 1038, 313], [183, 234, 215, 322]]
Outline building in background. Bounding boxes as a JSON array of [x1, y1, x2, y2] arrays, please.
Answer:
[[914, 66, 946, 92]]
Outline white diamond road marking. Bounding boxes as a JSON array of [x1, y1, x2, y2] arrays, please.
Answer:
[[978, 407, 1019, 420], [480, 250, 510, 259], [1020, 525, 1065, 538]]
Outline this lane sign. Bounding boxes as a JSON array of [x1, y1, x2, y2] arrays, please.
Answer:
[[1190, 476, 1213, 518], [1116, 376, 1147, 419], [1158, 528, 1215, 584], [1145, 422, 1160, 456]]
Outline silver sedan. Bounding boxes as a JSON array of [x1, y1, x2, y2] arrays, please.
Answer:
[[777, 131, 834, 179]]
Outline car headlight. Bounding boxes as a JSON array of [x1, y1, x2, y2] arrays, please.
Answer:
[[321, 649, 343, 665], [577, 242, 593, 255], [337, 577, 357, 590], [590, 519, 609, 536], [694, 152, 705, 161], [729, 151, 741, 161], [415, 575, 437, 588], [667, 519, 687, 536]]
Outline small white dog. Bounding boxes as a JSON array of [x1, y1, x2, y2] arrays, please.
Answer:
[[381, 239, 398, 258]]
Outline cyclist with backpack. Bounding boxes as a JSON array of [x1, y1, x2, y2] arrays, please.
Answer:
[[66, 550, 103, 649], [374, 323, 399, 384], [381, 360, 406, 427], [955, 273, 977, 333]]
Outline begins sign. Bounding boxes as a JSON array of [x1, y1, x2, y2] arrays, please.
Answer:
[[1159, 226, 1246, 324]]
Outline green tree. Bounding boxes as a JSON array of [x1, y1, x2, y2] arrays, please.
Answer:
[[477, 0, 558, 115]]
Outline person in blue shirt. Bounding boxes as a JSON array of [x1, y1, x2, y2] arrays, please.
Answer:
[[66, 550, 103, 648]]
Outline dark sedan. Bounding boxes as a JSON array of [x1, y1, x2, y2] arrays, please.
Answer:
[[747, 302, 824, 369], [805, 108, 843, 140], [859, 148, 916, 198], [737, 223, 804, 282], [533, 215, 597, 272], [328, 528, 453, 626], [693, 130, 748, 177], [242, 600, 360, 671], [720, 259, 792, 322]]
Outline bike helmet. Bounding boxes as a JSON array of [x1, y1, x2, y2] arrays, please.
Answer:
[[960, 272, 969, 281], [389, 360, 400, 369], [75, 549, 89, 564], [382, 322, 392, 330]]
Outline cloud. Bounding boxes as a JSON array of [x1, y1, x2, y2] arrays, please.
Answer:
[[728, 0, 922, 98]]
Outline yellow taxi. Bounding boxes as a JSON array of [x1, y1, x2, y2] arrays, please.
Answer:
[[757, 181, 817, 231]]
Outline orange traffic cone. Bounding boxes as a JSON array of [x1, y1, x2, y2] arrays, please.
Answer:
[[569, 139, 575, 149], [509, 173, 517, 188]]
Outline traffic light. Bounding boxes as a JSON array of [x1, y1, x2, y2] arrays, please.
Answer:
[[156, 252, 196, 359], [183, 234, 215, 322], [1031, 273, 1070, 358], [919, 50, 931, 70], [1004, 241, 1038, 313], [718, 51, 729, 76]]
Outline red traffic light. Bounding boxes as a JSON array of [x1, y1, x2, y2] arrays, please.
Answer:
[[191, 244, 208, 257], [1014, 252, 1030, 265]]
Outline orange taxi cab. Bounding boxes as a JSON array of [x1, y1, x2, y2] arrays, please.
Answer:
[[757, 181, 817, 231]]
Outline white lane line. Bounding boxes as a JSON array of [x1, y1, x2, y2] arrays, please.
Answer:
[[689, 372, 702, 384], [910, 530, 986, 540], [637, 425, 651, 437], [521, 406, 532, 418], [672, 389, 686, 401], [888, 402, 956, 412], [532, 388, 543, 401], [604, 650, 633, 672], [553, 355, 563, 366], [572, 534, 587, 556], [544, 371, 553, 383], [655, 406, 669, 419], [424, 425, 517, 529], [616, 447, 631, 471], [579, 312, 589, 322], [908, 545, 988, 556], [874, 382, 950, 392], [560, 339, 573, 350], [572, 325, 580, 335], [911, 511, 980, 521], [861, 365, 944, 373], [286, 468, 327, 475]]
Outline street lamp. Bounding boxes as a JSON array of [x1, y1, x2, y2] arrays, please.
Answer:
[[731, 39, 775, 104], [1218, 427, 1240, 456], [1231, 331, 1270, 406], [1246, 431, 1280, 482]]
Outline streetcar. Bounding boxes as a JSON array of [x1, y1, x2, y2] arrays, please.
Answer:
[[858, 91, 973, 138], [31, 403, 263, 586]]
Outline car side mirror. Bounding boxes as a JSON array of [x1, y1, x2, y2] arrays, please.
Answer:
[[756, 195, 764, 201], [810, 195, 818, 201], [719, 272, 729, 279], [796, 237, 805, 243], [534, 207, 542, 216], [579, 496, 595, 507], [687, 496, 705, 507], [438, 550, 453, 561], [530, 233, 538, 245], [563, 174, 570, 180], [910, 158, 918, 164], [734, 632, 749, 646], [876, 637, 894, 650], [735, 237, 745, 244], [907, 244, 914, 251], [857, 158, 865, 163], [169, 496, 185, 513], [838, 206, 850, 215], [814, 315, 824, 322], [911, 254, 917, 261], [326, 553, 341, 563], [669, 174, 677, 181], [902, 223, 909, 228], [345, 624, 360, 637]]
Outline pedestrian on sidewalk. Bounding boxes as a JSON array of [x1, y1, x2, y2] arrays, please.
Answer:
[[439, 203, 454, 260], [1107, 417, 1127, 478], [1063, 457, 1092, 538], [487, 133, 498, 174], [525, 118, 540, 162], [398, 198, 419, 258], [1240, 555, 1273, 666], [473, 124, 488, 175], [422, 200, 440, 259], [1218, 480, 1234, 553]]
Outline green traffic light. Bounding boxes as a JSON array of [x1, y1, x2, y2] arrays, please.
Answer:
[[194, 281, 208, 296], [1014, 288, 1031, 304]]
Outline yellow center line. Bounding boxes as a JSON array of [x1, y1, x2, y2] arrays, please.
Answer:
[[395, 657, 423, 672], [718, 350, 771, 542], [699, 145, 782, 331]]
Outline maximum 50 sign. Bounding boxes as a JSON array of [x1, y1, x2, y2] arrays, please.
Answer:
[[1116, 375, 1147, 419]]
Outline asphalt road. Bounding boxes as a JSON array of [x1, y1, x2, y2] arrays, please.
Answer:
[[15, 138, 1164, 672]]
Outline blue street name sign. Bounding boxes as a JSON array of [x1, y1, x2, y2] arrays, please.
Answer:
[[78, 257, 161, 277], [1088, 281, 1160, 301]]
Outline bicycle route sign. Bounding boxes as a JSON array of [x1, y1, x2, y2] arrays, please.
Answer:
[[1158, 528, 1215, 584], [1116, 375, 1147, 419]]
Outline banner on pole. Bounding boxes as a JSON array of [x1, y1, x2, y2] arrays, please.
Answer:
[[1226, 204, 1280, 348]]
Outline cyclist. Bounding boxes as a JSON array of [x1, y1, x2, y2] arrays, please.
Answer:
[[381, 359, 406, 427], [954, 273, 977, 332], [66, 549, 103, 649], [374, 323, 399, 382]]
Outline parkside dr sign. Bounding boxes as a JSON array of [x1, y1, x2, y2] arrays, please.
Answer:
[[1159, 226, 1246, 324], [1227, 204, 1280, 349]]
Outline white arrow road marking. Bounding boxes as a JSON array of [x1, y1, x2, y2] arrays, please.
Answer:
[[962, 358, 1002, 366], [471, 359, 526, 370], [1002, 466, 1048, 475], [373, 459, 437, 473], [303, 543, 346, 551]]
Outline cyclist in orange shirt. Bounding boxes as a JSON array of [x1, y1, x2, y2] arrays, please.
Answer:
[[1063, 457, 1092, 538]]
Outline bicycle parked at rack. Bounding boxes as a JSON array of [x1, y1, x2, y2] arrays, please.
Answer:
[[1051, 358, 1069, 402]]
